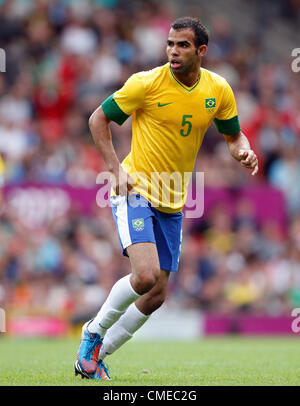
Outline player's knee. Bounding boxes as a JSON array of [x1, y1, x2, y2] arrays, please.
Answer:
[[131, 266, 160, 295]]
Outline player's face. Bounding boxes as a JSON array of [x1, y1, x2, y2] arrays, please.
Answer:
[[167, 28, 206, 75]]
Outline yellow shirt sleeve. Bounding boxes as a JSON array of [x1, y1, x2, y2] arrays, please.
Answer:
[[114, 73, 146, 115], [214, 80, 241, 135], [101, 73, 146, 125], [215, 80, 238, 120]]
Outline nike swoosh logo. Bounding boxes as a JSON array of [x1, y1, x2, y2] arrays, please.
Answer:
[[158, 102, 173, 107]]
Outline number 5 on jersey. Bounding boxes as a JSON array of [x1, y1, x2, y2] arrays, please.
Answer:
[[180, 115, 193, 137]]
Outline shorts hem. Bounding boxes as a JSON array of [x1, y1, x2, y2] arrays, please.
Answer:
[[122, 239, 156, 257]]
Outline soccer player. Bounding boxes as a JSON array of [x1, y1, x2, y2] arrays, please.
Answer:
[[74, 17, 258, 380]]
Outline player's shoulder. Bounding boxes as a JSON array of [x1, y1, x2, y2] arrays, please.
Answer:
[[133, 64, 169, 86], [201, 67, 230, 89], [135, 64, 168, 78]]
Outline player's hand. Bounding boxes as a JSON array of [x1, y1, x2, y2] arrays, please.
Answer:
[[110, 166, 135, 195], [238, 149, 259, 176]]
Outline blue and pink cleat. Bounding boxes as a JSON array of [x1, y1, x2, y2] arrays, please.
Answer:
[[74, 320, 110, 380]]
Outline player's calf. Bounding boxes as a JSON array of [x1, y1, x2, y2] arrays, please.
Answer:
[[135, 282, 168, 315]]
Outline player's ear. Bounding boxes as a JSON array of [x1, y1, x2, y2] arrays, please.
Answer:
[[197, 45, 207, 57]]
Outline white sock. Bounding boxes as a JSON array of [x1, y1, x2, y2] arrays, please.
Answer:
[[88, 274, 140, 337], [99, 303, 149, 360]]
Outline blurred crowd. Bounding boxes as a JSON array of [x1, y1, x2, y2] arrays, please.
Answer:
[[0, 0, 300, 323]]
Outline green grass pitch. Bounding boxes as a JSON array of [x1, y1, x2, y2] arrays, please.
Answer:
[[0, 336, 300, 386]]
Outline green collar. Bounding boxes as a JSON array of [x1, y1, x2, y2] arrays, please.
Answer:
[[169, 66, 202, 92]]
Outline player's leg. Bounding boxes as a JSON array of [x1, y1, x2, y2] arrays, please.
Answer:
[[99, 270, 170, 360], [75, 241, 159, 376], [135, 269, 170, 315], [75, 194, 157, 377], [127, 242, 161, 294], [88, 241, 160, 336], [97, 208, 182, 362]]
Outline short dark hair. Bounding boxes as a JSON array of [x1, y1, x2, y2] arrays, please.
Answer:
[[171, 17, 209, 48]]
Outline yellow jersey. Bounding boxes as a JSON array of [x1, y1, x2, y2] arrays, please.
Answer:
[[102, 63, 240, 212]]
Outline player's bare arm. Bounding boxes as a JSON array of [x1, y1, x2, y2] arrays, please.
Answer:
[[223, 131, 259, 176], [89, 106, 134, 195]]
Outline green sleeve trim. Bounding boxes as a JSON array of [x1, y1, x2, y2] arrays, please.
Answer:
[[214, 115, 241, 135], [101, 94, 129, 125]]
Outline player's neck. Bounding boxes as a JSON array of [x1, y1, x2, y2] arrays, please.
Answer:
[[173, 67, 201, 88]]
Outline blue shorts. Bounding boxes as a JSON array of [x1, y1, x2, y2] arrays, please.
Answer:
[[111, 194, 183, 272]]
